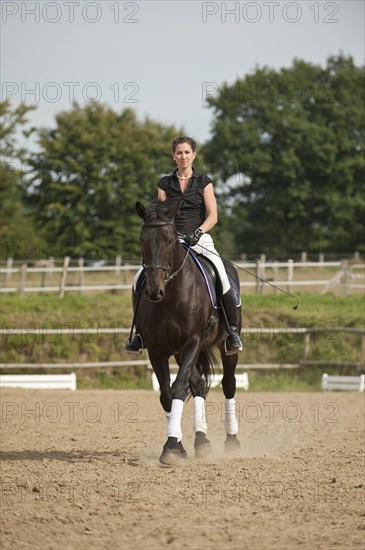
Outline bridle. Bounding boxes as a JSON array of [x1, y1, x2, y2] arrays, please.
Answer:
[[141, 221, 190, 284]]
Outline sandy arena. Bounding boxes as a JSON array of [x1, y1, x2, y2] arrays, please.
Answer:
[[1, 389, 364, 550]]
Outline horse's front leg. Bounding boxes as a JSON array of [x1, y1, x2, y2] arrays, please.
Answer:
[[159, 338, 201, 465], [189, 365, 211, 459], [148, 350, 172, 414], [219, 343, 240, 451]]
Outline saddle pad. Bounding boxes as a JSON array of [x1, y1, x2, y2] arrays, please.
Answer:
[[182, 244, 242, 308]]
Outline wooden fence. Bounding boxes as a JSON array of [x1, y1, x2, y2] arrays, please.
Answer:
[[1, 256, 364, 296], [1, 327, 364, 371]]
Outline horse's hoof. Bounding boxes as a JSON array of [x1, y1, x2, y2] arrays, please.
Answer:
[[159, 439, 188, 465], [224, 434, 240, 453], [194, 431, 212, 459]]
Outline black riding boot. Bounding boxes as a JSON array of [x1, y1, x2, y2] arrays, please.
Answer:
[[125, 329, 144, 354], [125, 271, 146, 354], [221, 290, 244, 355]]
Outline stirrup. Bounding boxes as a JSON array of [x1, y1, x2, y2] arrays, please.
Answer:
[[125, 333, 144, 354], [224, 330, 243, 356]]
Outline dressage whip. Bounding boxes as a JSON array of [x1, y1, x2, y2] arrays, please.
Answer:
[[190, 240, 300, 310]]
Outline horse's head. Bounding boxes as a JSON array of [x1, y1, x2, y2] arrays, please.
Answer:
[[136, 200, 180, 302]]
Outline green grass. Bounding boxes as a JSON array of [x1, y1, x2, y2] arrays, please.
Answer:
[[1, 292, 363, 327], [1, 293, 364, 391], [244, 293, 363, 325]]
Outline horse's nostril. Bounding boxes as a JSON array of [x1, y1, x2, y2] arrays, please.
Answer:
[[146, 287, 164, 302]]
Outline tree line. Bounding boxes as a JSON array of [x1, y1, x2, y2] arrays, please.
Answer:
[[1, 55, 364, 262]]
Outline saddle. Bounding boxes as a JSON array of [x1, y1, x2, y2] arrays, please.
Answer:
[[181, 244, 220, 307]]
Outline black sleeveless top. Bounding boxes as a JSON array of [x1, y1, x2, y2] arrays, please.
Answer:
[[157, 169, 212, 235]]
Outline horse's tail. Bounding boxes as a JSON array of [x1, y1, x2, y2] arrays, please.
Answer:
[[196, 348, 218, 396]]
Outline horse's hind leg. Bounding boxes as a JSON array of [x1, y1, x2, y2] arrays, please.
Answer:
[[219, 344, 240, 451], [189, 365, 211, 459]]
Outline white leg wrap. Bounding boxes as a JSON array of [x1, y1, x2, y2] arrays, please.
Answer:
[[167, 399, 184, 441], [193, 396, 207, 435], [225, 398, 238, 435]]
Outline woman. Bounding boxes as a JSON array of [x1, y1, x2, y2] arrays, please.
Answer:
[[126, 136, 243, 355]]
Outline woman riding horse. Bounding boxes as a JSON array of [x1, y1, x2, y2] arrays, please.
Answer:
[[126, 136, 243, 355], [131, 198, 242, 464]]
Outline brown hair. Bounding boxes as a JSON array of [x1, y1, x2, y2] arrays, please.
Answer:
[[171, 136, 197, 153]]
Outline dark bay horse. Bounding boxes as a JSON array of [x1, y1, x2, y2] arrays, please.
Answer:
[[134, 200, 241, 465]]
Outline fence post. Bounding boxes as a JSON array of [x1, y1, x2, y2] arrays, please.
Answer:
[[115, 255, 122, 279], [59, 256, 70, 298], [255, 259, 261, 294], [301, 251, 307, 263], [287, 259, 294, 293], [40, 269, 46, 291], [78, 257, 84, 294], [341, 259, 351, 295], [319, 253, 324, 263], [272, 263, 279, 294], [38, 260, 48, 293], [49, 257, 55, 288], [18, 263, 27, 296], [4, 258, 13, 288], [303, 332, 311, 359], [256, 255, 265, 294]]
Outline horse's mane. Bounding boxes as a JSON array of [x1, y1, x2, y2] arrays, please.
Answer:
[[144, 199, 176, 224]]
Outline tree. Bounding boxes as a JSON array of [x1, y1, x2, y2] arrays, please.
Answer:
[[27, 103, 182, 260], [0, 101, 38, 261], [203, 55, 365, 258]]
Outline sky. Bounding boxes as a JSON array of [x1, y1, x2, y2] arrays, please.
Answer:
[[1, 0, 364, 149]]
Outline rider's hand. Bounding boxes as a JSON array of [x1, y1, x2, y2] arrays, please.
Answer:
[[185, 228, 204, 247]]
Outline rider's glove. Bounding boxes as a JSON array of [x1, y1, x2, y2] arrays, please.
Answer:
[[185, 228, 204, 247]]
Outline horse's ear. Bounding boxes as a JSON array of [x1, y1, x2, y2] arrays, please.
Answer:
[[167, 199, 182, 220], [135, 201, 146, 219]]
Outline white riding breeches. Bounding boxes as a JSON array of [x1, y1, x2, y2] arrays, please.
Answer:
[[133, 233, 231, 294]]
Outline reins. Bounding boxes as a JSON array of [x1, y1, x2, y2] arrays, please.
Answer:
[[165, 246, 190, 283]]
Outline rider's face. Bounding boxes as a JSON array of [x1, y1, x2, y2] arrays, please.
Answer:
[[172, 143, 196, 171]]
